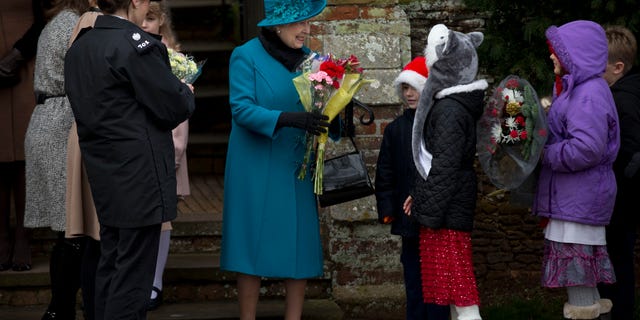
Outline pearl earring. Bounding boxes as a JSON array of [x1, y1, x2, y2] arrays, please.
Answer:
[[276, 29, 281, 34]]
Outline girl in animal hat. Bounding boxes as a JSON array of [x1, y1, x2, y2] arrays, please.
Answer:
[[404, 24, 487, 320]]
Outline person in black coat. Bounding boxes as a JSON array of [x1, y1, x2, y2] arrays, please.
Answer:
[[64, 0, 194, 318], [375, 56, 450, 320], [598, 25, 640, 320]]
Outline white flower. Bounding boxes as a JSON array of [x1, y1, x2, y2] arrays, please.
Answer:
[[505, 116, 518, 130], [491, 123, 503, 144], [502, 88, 524, 103]]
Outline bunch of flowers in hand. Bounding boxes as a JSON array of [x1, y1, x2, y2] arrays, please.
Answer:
[[167, 48, 206, 84], [293, 53, 371, 194], [477, 75, 548, 190]]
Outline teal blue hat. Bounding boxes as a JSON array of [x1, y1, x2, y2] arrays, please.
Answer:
[[257, 0, 327, 27]]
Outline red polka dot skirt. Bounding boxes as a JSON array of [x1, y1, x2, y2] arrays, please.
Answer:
[[419, 227, 480, 306]]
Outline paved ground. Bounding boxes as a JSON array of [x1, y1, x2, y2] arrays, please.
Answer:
[[0, 299, 344, 320]]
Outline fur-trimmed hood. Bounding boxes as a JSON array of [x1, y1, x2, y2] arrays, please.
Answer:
[[412, 24, 487, 179]]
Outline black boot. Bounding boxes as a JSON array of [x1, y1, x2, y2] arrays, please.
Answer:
[[81, 238, 100, 320], [41, 234, 84, 320]]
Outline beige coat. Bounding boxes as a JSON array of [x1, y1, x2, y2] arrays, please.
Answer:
[[161, 120, 191, 232], [0, 0, 35, 162], [174, 120, 190, 197], [65, 11, 101, 240]]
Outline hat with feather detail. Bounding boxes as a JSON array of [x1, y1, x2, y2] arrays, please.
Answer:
[[257, 0, 326, 27]]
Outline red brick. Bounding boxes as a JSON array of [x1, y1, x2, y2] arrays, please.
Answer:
[[322, 5, 360, 21]]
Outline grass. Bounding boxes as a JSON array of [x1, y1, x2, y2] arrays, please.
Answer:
[[481, 288, 640, 320]]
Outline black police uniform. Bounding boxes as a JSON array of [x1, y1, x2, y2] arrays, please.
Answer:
[[64, 15, 195, 319]]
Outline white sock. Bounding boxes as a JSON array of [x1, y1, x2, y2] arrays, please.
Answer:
[[453, 305, 482, 320], [567, 286, 597, 306], [151, 230, 171, 299]]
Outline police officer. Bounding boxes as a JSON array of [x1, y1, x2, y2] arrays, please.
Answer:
[[64, 0, 195, 318]]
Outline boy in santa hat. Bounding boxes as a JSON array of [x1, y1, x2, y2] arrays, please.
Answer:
[[375, 56, 450, 320]]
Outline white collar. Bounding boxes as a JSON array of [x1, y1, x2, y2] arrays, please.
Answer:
[[435, 79, 488, 99]]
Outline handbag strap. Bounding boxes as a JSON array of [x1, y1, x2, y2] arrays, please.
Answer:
[[347, 136, 360, 153]]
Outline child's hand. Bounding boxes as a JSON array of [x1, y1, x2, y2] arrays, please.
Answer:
[[403, 196, 413, 216], [382, 216, 394, 224], [181, 79, 194, 93]]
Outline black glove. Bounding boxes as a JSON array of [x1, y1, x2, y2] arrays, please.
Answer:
[[0, 48, 24, 88], [276, 112, 330, 136], [328, 116, 341, 136]]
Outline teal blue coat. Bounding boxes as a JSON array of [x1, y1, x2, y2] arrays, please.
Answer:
[[220, 38, 323, 278]]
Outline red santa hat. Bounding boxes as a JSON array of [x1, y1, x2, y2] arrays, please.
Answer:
[[393, 56, 429, 98]]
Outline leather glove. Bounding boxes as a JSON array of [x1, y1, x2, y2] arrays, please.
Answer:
[[0, 48, 24, 88], [276, 112, 330, 136], [328, 116, 341, 136]]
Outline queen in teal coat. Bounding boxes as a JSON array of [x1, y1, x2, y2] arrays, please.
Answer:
[[220, 26, 326, 278]]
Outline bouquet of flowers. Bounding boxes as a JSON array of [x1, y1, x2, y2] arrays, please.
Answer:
[[292, 53, 372, 194], [477, 75, 548, 190], [167, 48, 206, 84]]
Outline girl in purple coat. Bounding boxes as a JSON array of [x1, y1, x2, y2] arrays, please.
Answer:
[[534, 20, 619, 320]]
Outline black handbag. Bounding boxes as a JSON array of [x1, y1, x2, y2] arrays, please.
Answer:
[[317, 137, 375, 207]]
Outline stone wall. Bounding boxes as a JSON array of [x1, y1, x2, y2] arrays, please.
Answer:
[[313, 1, 640, 319], [310, 1, 535, 318]]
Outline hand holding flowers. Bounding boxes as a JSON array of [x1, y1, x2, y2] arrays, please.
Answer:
[[292, 53, 372, 194], [167, 48, 206, 84], [477, 75, 548, 190]]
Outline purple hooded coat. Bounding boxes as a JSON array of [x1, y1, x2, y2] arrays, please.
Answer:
[[533, 20, 620, 226]]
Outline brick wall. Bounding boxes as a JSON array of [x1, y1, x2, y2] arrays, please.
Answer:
[[311, 1, 537, 318], [312, 1, 640, 318]]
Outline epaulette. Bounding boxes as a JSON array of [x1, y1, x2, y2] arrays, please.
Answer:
[[125, 29, 159, 54]]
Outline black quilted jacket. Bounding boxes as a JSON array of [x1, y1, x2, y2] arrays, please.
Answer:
[[411, 90, 485, 232], [375, 108, 421, 237]]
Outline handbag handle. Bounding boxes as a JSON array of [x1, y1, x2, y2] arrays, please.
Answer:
[[346, 136, 360, 153]]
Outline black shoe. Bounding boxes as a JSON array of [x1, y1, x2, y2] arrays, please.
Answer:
[[147, 286, 163, 311], [41, 309, 56, 320], [11, 262, 31, 271], [0, 262, 11, 271]]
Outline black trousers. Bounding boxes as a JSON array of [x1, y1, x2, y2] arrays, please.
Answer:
[[95, 224, 161, 320], [401, 236, 450, 320], [598, 226, 637, 320]]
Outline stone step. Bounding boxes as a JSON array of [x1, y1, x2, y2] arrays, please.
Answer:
[[168, 0, 226, 9], [0, 252, 332, 305], [0, 299, 344, 320], [0, 253, 225, 289]]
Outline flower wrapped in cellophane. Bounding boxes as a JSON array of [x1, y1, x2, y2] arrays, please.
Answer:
[[292, 53, 372, 194], [167, 48, 206, 84], [477, 75, 548, 190]]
